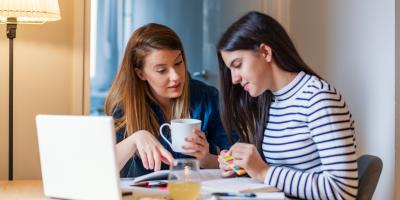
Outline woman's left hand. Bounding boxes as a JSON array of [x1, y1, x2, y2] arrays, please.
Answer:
[[228, 143, 269, 182], [182, 128, 210, 162]]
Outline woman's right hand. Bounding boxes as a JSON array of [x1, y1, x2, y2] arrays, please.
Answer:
[[132, 130, 174, 171], [218, 149, 236, 177]]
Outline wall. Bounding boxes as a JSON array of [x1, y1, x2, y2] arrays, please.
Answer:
[[396, 0, 400, 198], [290, 0, 395, 199], [288, 0, 327, 76], [0, 17, 8, 180], [0, 0, 88, 179]]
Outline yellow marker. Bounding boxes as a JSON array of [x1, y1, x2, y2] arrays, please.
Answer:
[[223, 156, 234, 162], [223, 156, 247, 175]]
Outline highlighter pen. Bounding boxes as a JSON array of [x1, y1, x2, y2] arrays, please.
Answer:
[[212, 192, 256, 198]]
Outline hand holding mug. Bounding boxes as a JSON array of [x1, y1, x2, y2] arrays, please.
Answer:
[[159, 119, 202, 153], [182, 128, 210, 161]]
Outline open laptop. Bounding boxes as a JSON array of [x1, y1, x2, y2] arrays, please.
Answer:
[[36, 115, 132, 200]]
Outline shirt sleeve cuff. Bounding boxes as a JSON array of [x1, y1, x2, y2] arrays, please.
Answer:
[[264, 166, 276, 185]]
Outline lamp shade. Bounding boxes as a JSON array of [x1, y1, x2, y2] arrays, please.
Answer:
[[0, 0, 61, 24]]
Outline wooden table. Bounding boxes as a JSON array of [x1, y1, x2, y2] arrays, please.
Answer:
[[0, 180, 283, 200], [0, 180, 47, 200], [0, 180, 167, 200]]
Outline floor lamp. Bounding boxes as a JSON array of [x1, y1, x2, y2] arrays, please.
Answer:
[[0, 0, 61, 180]]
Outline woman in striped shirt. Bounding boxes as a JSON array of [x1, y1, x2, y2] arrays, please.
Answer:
[[216, 11, 358, 200]]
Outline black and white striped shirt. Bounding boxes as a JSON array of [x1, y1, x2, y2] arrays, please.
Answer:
[[263, 71, 358, 200]]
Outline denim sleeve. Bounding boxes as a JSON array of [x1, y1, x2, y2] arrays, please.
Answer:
[[114, 125, 132, 177], [112, 107, 131, 177]]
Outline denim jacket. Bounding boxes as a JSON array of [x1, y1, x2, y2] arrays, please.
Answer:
[[114, 78, 232, 178]]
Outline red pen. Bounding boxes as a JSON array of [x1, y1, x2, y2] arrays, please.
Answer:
[[131, 180, 168, 189]]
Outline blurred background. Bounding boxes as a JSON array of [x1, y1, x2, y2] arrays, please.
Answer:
[[89, 0, 274, 114]]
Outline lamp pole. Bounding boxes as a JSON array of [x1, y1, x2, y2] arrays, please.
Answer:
[[1, 0, 61, 181], [6, 17, 16, 181]]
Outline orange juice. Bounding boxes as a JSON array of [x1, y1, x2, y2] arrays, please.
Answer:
[[168, 181, 201, 200]]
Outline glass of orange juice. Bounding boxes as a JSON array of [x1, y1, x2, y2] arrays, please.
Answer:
[[168, 159, 201, 200]]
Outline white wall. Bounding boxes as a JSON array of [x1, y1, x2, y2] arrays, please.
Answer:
[[396, 0, 400, 198], [289, 1, 326, 76], [0, 0, 88, 179], [290, 0, 395, 199]]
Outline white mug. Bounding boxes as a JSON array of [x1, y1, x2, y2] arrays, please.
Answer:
[[159, 118, 202, 153]]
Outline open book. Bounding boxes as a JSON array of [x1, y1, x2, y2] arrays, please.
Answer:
[[131, 169, 222, 183], [131, 170, 169, 183], [130, 169, 278, 193]]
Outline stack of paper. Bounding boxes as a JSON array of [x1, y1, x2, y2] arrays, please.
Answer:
[[201, 177, 278, 193]]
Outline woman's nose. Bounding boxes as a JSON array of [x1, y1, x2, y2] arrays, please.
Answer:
[[231, 72, 241, 84], [170, 69, 180, 81]]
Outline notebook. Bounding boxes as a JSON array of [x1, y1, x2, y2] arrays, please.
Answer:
[[201, 177, 279, 193]]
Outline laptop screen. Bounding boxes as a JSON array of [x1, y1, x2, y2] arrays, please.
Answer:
[[36, 115, 122, 200]]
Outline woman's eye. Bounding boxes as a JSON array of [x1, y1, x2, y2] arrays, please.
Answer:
[[175, 60, 183, 66], [232, 63, 241, 69], [156, 69, 165, 73]]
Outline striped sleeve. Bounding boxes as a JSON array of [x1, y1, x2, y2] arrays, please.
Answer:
[[264, 81, 358, 200]]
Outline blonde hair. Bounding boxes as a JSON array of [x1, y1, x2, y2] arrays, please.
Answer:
[[104, 23, 190, 138]]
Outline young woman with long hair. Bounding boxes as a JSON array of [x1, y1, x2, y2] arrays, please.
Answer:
[[105, 23, 231, 178], [217, 11, 358, 199]]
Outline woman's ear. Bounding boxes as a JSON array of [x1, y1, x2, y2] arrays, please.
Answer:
[[134, 68, 146, 80], [259, 43, 272, 62]]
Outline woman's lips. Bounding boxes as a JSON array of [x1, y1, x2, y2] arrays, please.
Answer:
[[242, 83, 249, 91], [168, 83, 181, 89]]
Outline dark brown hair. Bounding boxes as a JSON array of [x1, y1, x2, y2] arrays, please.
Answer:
[[217, 11, 319, 155]]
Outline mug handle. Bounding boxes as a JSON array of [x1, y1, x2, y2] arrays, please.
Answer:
[[159, 123, 172, 147]]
